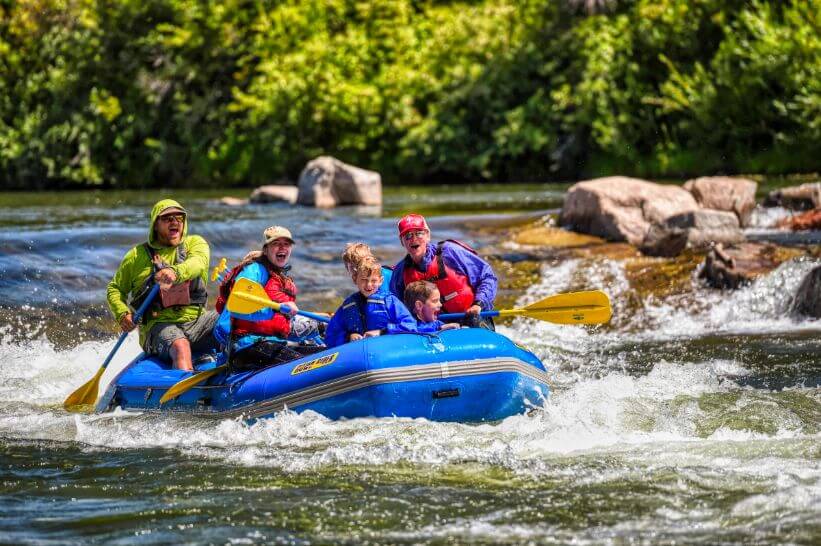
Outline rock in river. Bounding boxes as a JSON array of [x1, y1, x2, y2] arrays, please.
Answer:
[[297, 156, 382, 208], [698, 242, 804, 289], [249, 185, 298, 204], [791, 264, 821, 318], [560, 177, 699, 246], [640, 209, 744, 257], [683, 176, 757, 227]]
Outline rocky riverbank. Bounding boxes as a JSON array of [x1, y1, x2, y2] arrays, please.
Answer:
[[482, 175, 821, 322]]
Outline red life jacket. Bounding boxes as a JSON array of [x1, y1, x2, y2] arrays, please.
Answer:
[[402, 240, 476, 313], [219, 257, 297, 339]]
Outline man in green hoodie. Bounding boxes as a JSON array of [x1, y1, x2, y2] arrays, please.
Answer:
[[107, 199, 219, 371]]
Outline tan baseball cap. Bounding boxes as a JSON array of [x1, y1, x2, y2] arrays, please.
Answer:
[[263, 225, 295, 246], [157, 205, 187, 217]]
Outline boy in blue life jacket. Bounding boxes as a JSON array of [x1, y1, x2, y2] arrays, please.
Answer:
[[403, 280, 461, 334], [325, 257, 418, 347]]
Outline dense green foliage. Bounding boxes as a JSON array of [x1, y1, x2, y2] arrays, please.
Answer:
[[1, 0, 818, 188]]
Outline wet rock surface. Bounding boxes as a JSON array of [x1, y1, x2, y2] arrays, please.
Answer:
[[791, 264, 821, 318], [698, 242, 805, 289], [640, 209, 744, 257], [491, 217, 811, 308], [513, 224, 606, 248]]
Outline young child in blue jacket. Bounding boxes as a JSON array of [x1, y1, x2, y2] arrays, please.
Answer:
[[403, 280, 461, 334], [325, 257, 418, 347]]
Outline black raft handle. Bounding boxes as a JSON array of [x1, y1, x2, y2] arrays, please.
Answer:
[[432, 388, 460, 399]]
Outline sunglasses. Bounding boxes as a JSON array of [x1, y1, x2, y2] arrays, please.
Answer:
[[159, 214, 185, 224], [403, 230, 427, 241]]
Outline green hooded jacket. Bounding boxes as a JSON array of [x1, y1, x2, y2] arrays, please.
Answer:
[[106, 199, 210, 346]]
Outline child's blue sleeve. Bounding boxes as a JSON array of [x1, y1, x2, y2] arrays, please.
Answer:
[[324, 305, 348, 347], [384, 295, 419, 335], [415, 319, 445, 334]]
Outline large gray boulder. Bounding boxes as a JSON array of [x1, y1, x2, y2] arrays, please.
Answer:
[[640, 209, 744, 257], [297, 156, 382, 208], [560, 177, 699, 245], [683, 176, 757, 227]]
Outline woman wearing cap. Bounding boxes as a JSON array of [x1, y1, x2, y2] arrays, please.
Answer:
[[389, 214, 498, 330], [214, 226, 322, 368]]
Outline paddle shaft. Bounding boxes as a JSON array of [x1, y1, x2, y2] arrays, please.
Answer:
[[280, 304, 330, 324], [236, 291, 330, 323], [102, 284, 161, 370], [440, 303, 607, 321], [439, 310, 500, 320]]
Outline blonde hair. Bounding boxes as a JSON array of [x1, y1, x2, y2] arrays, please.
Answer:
[[342, 242, 373, 273], [352, 256, 382, 280], [404, 280, 439, 311]]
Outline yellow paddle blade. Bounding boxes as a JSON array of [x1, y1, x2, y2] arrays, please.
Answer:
[[211, 258, 228, 282], [159, 364, 228, 405], [499, 290, 612, 325], [226, 277, 283, 315], [63, 367, 105, 413]]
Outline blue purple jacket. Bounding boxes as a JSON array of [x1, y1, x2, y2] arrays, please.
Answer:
[[389, 241, 498, 311]]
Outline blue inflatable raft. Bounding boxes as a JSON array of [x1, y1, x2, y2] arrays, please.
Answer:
[[96, 329, 549, 422]]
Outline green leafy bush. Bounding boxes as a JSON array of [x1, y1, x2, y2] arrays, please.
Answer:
[[0, 0, 818, 189]]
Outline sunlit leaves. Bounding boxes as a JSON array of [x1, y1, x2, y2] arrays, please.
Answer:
[[0, 0, 818, 188]]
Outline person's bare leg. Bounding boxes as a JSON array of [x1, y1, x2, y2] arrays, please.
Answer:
[[170, 338, 193, 371]]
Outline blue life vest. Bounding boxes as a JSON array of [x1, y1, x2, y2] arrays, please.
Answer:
[[339, 292, 392, 335]]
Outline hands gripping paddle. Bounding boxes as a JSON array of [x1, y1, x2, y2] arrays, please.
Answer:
[[64, 284, 161, 413], [159, 278, 330, 405], [226, 277, 330, 324]]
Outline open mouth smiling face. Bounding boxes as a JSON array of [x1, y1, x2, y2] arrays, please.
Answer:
[[402, 230, 430, 261], [265, 239, 293, 267], [356, 272, 382, 297], [156, 213, 185, 245]]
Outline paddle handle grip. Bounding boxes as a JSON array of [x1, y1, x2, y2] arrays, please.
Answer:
[[439, 310, 501, 321], [279, 304, 330, 324], [101, 284, 161, 370]]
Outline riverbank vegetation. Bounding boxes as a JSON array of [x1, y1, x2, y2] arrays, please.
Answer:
[[1, 0, 818, 189]]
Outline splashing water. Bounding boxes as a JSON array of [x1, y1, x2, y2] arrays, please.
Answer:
[[1, 189, 819, 544]]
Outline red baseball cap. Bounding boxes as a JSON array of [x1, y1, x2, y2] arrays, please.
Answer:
[[397, 214, 430, 237]]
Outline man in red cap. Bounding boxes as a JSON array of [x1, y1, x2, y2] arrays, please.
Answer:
[[389, 214, 498, 329]]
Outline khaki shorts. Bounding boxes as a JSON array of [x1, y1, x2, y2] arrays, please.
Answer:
[[144, 310, 220, 362]]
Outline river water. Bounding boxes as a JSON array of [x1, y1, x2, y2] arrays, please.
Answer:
[[0, 186, 818, 545]]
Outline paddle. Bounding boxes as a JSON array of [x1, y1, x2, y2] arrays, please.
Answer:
[[227, 277, 330, 323], [438, 290, 612, 325], [211, 257, 228, 282], [63, 283, 161, 412], [159, 364, 228, 405], [160, 278, 330, 405]]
